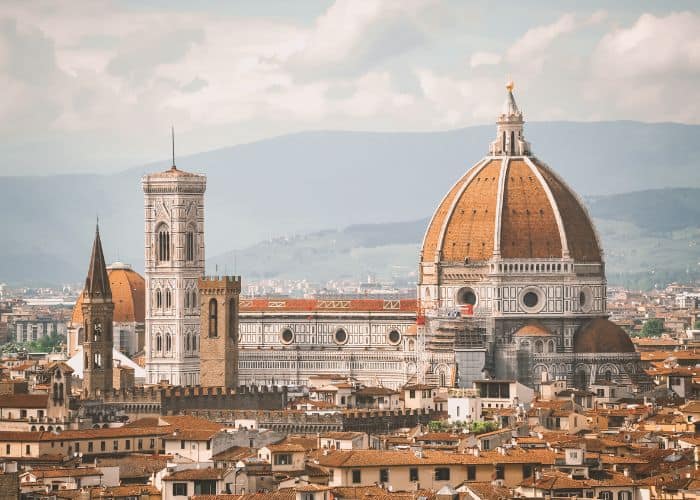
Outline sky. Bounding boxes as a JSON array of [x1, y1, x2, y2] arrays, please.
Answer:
[[0, 0, 698, 176]]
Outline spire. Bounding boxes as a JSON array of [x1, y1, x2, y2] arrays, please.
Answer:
[[170, 125, 177, 171], [489, 81, 531, 156], [84, 223, 112, 300]]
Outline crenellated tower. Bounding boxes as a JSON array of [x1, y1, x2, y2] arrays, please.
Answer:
[[198, 276, 241, 389], [81, 224, 115, 398]]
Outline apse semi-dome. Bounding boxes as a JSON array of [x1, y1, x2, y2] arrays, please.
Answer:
[[574, 318, 636, 354], [71, 262, 145, 325]]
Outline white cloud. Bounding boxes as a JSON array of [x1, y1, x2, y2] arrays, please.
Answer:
[[470, 51, 501, 68], [506, 13, 577, 62], [586, 11, 700, 123]]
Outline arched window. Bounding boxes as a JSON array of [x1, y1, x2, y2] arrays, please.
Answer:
[[165, 333, 172, 352], [534, 340, 544, 353], [229, 299, 237, 339], [156, 289, 162, 308], [165, 289, 172, 309], [547, 340, 555, 353], [191, 290, 197, 308], [209, 299, 218, 337], [184, 291, 190, 309], [521, 340, 530, 351], [185, 228, 195, 261], [157, 225, 170, 262], [605, 370, 613, 382], [186, 333, 191, 351], [192, 334, 197, 352], [502, 130, 506, 153], [439, 371, 446, 387], [574, 370, 587, 389], [510, 130, 515, 155], [156, 333, 162, 352]]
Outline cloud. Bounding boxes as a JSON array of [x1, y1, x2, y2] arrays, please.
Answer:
[[586, 11, 700, 123], [106, 28, 204, 84], [506, 13, 577, 62], [470, 51, 501, 68], [285, 0, 436, 77]]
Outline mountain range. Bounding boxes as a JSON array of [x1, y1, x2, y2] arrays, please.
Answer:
[[0, 121, 698, 288]]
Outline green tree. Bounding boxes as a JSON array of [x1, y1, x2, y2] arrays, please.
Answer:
[[428, 420, 446, 432], [469, 421, 499, 434], [640, 318, 664, 337], [694, 320, 700, 330]]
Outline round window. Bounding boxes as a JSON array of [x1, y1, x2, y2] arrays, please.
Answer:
[[334, 328, 348, 345], [280, 328, 294, 344], [456, 287, 477, 305], [523, 291, 539, 308], [388, 330, 401, 345]]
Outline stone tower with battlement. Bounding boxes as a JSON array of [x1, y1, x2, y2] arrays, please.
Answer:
[[198, 276, 241, 389], [143, 165, 206, 386], [81, 225, 115, 398]]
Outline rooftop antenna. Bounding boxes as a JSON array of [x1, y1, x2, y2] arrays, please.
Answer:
[[171, 125, 176, 169]]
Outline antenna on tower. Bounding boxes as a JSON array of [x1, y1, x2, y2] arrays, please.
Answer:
[[171, 125, 176, 168]]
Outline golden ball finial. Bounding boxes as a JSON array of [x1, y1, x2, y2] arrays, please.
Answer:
[[506, 80, 515, 92]]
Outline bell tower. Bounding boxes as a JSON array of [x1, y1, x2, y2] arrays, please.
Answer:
[[81, 224, 114, 398], [198, 276, 240, 389]]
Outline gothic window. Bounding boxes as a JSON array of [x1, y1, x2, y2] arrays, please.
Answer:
[[502, 131, 506, 152], [186, 333, 191, 351], [191, 290, 197, 308], [510, 130, 515, 155], [184, 291, 190, 309], [547, 340, 555, 353], [229, 299, 237, 339], [186, 228, 195, 261], [534, 340, 544, 353], [605, 370, 613, 382], [209, 299, 218, 337], [192, 334, 197, 352], [165, 289, 172, 309], [165, 333, 172, 353], [156, 289, 162, 308], [156, 333, 162, 352], [157, 225, 170, 262]]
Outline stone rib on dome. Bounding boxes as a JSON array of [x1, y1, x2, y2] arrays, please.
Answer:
[[420, 156, 602, 264], [72, 264, 145, 325]]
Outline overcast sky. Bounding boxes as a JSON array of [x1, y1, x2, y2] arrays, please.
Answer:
[[0, 0, 698, 176]]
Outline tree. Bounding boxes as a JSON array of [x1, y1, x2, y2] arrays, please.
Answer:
[[640, 318, 664, 337], [694, 320, 700, 330], [469, 421, 499, 434], [427, 420, 446, 432]]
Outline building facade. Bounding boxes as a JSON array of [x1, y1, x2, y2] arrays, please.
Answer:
[[143, 165, 206, 386]]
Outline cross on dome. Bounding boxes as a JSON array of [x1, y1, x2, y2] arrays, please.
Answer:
[[489, 81, 531, 156]]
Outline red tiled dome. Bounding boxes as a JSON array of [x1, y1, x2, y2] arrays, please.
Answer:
[[71, 263, 145, 325], [574, 318, 636, 354], [421, 157, 601, 264]]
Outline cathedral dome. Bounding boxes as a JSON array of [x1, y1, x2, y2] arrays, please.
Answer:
[[71, 262, 145, 325], [513, 323, 552, 337], [573, 318, 636, 354], [420, 86, 601, 266]]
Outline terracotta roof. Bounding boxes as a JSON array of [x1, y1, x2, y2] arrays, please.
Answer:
[[0, 393, 48, 409], [163, 467, 226, 481], [266, 443, 306, 453], [513, 322, 552, 337], [71, 263, 145, 324], [239, 298, 417, 313], [96, 454, 170, 478], [421, 156, 601, 264], [574, 318, 636, 354], [212, 446, 256, 462], [319, 432, 366, 440], [521, 470, 635, 490], [26, 467, 102, 479]]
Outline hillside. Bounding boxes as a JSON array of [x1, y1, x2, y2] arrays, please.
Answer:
[[207, 188, 700, 290], [0, 121, 698, 286]]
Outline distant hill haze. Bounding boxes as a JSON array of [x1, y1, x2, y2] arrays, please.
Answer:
[[1, 121, 698, 288]]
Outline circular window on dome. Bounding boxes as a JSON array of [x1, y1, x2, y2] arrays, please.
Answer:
[[579, 286, 593, 313], [519, 287, 545, 313], [388, 329, 401, 345], [523, 292, 538, 308], [456, 287, 477, 306], [280, 328, 294, 345], [334, 328, 348, 345]]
